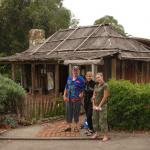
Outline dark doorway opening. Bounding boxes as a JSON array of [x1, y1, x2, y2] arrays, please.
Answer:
[[59, 65, 69, 93]]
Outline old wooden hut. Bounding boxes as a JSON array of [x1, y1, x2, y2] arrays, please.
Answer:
[[0, 24, 150, 96]]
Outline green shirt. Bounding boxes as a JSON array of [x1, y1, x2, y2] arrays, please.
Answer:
[[94, 82, 109, 106]]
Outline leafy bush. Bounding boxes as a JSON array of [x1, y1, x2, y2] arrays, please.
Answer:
[[2, 116, 17, 128], [0, 64, 11, 78], [108, 80, 150, 130], [0, 74, 26, 114]]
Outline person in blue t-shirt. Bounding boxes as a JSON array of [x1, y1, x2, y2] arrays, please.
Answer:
[[63, 66, 85, 132]]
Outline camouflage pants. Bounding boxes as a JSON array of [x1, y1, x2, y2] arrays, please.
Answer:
[[92, 104, 108, 133]]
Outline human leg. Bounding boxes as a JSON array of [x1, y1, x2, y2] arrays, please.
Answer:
[[86, 103, 93, 131], [99, 104, 109, 141], [73, 101, 81, 131], [92, 110, 99, 138], [64, 101, 73, 131]]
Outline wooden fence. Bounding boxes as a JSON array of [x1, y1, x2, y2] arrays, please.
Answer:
[[24, 94, 65, 120]]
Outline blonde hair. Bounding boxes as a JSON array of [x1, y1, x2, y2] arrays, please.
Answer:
[[96, 72, 103, 77]]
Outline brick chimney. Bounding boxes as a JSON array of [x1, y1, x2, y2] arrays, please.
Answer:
[[29, 29, 45, 48]]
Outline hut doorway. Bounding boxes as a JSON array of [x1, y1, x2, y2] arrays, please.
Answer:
[[59, 65, 69, 93], [58, 64, 96, 94], [80, 65, 91, 78]]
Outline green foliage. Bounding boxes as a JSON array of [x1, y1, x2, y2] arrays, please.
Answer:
[[94, 15, 125, 35], [2, 115, 17, 128], [0, 74, 26, 114], [0, 0, 71, 54], [0, 64, 11, 78], [0, 0, 29, 54], [108, 80, 150, 130]]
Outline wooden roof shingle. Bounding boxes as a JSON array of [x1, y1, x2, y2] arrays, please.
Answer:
[[0, 24, 150, 63]]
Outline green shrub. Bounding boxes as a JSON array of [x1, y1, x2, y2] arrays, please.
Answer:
[[0, 74, 26, 114], [108, 79, 150, 130], [2, 116, 17, 128]]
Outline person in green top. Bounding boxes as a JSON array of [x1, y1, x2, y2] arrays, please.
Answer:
[[92, 72, 110, 142]]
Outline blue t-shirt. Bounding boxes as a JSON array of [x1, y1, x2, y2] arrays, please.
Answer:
[[65, 75, 85, 101]]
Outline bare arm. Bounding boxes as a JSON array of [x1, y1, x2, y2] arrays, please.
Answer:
[[63, 89, 68, 101], [63, 89, 67, 97], [98, 88, 109, 108], [79, 91, 84, 99], [92, 90, 96, 106]]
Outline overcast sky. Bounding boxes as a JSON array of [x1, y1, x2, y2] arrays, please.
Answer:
[[63, 0, 150, 39]]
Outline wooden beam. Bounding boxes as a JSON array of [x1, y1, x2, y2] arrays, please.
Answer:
[[92, 64, 95, 78], [92, 64, 97, 79], [69, 64, 72, 76], [20, 64, 24, 86], [20, 64, 27, 88], [121, 61, 125, 79], [31, 64, 35, 95], [55, 49, 118, 53], [64, 59, 103, 65], [141, 62, 144, 83], [147, 62, 150, 82], [104, 60, 108, 81], [0, 61, 59, 65], [111, 58, 117, 79], [55, 64, 59, 95], [11, 64, 16, 81], [135, 62, 138, 83]]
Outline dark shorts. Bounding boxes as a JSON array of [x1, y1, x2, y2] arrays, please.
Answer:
[[65, 101, 81, 123]]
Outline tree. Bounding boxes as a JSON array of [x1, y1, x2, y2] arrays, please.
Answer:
[[69, 14, 79, 28], [0, 0, 72, 54], [0, 0, 30, 54], [22, 0, 71, 36], [94, 15, 125, 35]]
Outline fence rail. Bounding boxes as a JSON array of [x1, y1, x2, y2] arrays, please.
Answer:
[[24, 94, 65, 120]]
